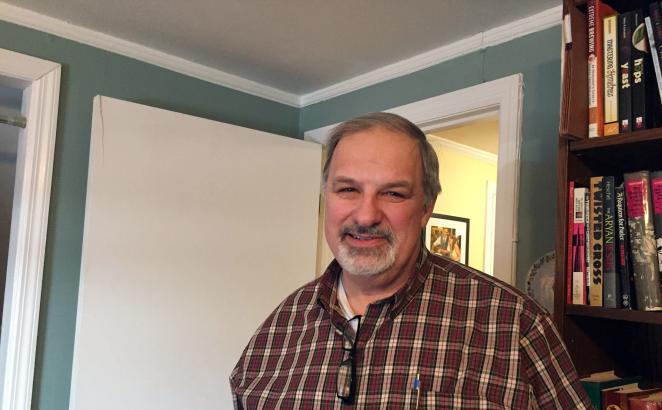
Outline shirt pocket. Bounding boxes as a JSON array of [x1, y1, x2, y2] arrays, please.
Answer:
[[408, 390, 509, 409]]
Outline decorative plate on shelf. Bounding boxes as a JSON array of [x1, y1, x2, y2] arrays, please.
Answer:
[[525, 251, 555, 316]]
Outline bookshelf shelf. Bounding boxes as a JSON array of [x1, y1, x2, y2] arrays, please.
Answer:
[[565, 129, 662, 176], [556, 0, 662, 388], [568, 127, 662, 151], [566, 305, 662, 325]]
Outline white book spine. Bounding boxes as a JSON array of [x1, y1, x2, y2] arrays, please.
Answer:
[[645, 16, 662, 105]]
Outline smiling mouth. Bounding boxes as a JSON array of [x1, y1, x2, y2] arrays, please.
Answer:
[[347, 233, 382, 241], [341, 225, 393, 245]]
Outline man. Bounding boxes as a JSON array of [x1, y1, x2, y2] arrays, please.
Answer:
[[230, 113, 591, 409]]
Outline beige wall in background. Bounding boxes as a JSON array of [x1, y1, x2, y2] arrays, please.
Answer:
[[432, 145, 497, 271]]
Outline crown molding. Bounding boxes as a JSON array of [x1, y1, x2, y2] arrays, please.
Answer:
[[300, 5, 561, 107], [427, 135, 498, 165], [482, 5, 561, 47], [0, 1, 300, 107]]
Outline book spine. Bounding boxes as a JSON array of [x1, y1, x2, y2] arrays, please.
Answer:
[[573, 187, 588, 304], [604, 387, 662, 410], [652, 3, 662, 106], [624, 171, 662, 311], [603, 176, 619, 307], [651, 171, 662, 286], [645, 11, 662, 108], [629, 396, 662, 410], [587, 0, 616, 137], [590, 176, 604, 306], [567, 181, 575, 304], [604, 15, 619, 136], [619, 11, 634, 133], [616, 183, 634, 309], [585, 188, 591, 303], [632, 9, 651, 130], [602, 389, 630, 410]]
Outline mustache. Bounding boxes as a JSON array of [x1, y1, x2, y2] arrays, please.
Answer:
[[340, 224, 394, 244]]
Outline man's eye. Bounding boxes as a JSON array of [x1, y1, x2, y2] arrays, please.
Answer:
[[385, 191, 405, 198], [337, 187, 356, 193]]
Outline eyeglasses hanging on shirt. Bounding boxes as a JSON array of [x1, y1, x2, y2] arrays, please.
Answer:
[[336, 315, 361, 404]]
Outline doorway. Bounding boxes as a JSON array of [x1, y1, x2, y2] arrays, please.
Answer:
[[426, 116, 498, 275], [0, 48, 60, 410]]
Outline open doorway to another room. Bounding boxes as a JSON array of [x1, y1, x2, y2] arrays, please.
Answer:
[[425, 115, 498, 276], [0, 48, 60, 410]]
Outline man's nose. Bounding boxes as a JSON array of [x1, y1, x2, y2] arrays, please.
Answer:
[[353, 195, 383, 227]]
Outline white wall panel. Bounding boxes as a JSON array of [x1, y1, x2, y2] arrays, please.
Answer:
[[70, 96, 321, 409]]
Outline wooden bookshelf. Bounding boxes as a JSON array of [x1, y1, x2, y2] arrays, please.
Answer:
[[556, 0, 662, 388], [568, 127, 662, 150], [566, 305, 662, 325]]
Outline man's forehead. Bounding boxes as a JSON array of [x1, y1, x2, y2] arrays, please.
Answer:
[[328, 129, 423, 184]]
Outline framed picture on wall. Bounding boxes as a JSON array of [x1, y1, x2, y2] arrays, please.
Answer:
[[425, 213, 470, 265]]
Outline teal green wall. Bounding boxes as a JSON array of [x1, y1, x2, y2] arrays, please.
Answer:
[[0, 21, 299, 410], [1, 19, 562, 410], [300, 26, 563, 292]]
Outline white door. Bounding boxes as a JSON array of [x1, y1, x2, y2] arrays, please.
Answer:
[[70, 97, 322, 410]]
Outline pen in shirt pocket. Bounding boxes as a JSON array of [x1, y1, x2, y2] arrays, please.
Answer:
[[413, 372, 420, 409]]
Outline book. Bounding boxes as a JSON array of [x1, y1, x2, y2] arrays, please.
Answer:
[[604, 14, 619, 136], [568, 181, 575, 304], [560, 5, 589, 139], [632, 9, 653, 131], [585, 187, 592, 302], [647, 2, 662, 107], [573, 186, 589, 304], [651, 171, 662, 290], [624, 171, 662, 311], [581, 370, 641, 410], [616, 183, 635, 309], [588, 0, 618, 137], [590, 176, 605, 306], [603, 384, 662, 410], [619, 11, 634, 133], [603, 176, 620, 307], [630, 391, 662, 410]]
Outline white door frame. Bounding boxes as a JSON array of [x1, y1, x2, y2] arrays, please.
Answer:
[[484, 180, 498, 276], [304, 74, 523, 286], [0, 48, 61, 410]]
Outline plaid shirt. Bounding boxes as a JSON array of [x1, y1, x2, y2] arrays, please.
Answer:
[[230, 248, 591, 409]]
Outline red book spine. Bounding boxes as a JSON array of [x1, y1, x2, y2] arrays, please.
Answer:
[[587, 0, 617, 137], [573, 187, 588, 304]]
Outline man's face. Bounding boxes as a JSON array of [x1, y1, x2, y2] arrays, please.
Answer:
[[324, 127, 433, 277]]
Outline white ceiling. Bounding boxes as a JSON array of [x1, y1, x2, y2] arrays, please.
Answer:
[[2, 0, 561, 103], [430, 117, 499, 155]]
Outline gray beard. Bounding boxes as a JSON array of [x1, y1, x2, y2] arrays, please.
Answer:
[[335, 225, 397, 277]]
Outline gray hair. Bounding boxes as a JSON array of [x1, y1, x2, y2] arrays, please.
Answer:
[[322, 112, 441, 206]]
